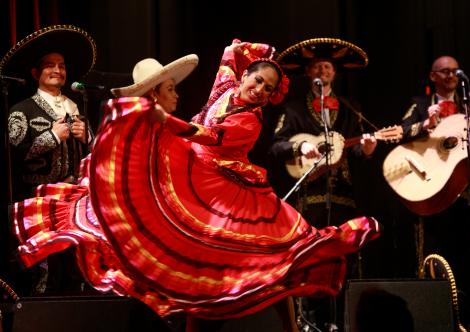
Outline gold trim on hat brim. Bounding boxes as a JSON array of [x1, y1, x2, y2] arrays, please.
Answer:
[[275, 38, 368, 71]]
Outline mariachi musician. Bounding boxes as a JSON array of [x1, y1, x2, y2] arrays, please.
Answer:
[[268, 38, 377, 331], [0, 25, 96, 297], [269, 38, 377, 230], [398, 55, 470, 329]]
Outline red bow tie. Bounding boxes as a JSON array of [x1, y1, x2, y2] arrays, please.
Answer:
[[312, 96, 339, 113], [438, 100, 458, 117]]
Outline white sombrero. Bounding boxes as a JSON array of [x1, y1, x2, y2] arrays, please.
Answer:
[[111, 54, 199, 97]]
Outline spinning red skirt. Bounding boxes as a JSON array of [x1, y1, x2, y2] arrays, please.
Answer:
[[13, 97, 380, 319]]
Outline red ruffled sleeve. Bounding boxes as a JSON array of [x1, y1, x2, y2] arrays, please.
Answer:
[[208, 40, 274, 101]]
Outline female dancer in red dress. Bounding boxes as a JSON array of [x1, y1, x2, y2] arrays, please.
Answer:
[[12, 40, 380, 330]]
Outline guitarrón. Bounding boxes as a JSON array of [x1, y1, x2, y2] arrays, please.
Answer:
[[383, 113, 469, 216]]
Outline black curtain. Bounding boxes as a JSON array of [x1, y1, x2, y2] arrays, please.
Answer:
[[2, 0, 470, 282]]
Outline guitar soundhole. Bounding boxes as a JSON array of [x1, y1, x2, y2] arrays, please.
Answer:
[[442, 136, 458, 150], [317, 142, 332, 154]]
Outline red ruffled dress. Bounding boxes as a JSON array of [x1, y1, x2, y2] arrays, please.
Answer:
[[12, 41, 380, 319]]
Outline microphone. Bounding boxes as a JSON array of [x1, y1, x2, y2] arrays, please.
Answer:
[[455, 69, 469, 82], [0, 75, 26, 85], [71, 81, 105, 93], [312, 78, 323, 86]]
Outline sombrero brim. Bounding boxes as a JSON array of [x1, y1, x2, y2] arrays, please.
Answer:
[[0, 25, 96, 82], [276, 38, 368, 72], [110, 54, 199, 97]]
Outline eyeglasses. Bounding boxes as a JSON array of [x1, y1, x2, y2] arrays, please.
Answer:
[[432, 68, 459, 76]]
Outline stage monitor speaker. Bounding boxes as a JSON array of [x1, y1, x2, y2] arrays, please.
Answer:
[[218, 305, 282, 332], [344, 279, 454, 332], [4, 295, 168, 332]]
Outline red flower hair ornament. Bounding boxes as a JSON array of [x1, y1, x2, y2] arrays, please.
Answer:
[[270, 74, 290, 105]]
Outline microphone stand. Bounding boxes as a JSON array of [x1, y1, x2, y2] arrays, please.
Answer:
[[72, 87, 90, 151], [319, 81, 338, 332], [0, 75, 25, 86], [318, 81, 333, 227], [283, 153, 327, 201], [0, 78, 14, 208], [82, 90, 89, 148], [0, 77, 14, 287], [336, 96, 379, 131], [282, 79, 330, 202], [459, 77, 470, 205], [284, 80, 339, 332]]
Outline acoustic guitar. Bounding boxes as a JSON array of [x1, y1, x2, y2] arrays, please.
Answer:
[[285, 126, 402, 181], [382, 113, 469, 216]]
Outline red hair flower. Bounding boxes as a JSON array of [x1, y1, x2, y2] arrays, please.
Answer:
[[269, 74, 290, 105]]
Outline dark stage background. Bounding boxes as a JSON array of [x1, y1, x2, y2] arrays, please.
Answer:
[[1, 0, 469, 288]]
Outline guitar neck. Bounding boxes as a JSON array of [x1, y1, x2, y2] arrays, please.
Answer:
[[285, 125, 401, 181], [344, 136, 362, 149], [343, 125, 402, 148]]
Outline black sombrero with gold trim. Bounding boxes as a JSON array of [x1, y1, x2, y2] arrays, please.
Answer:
[[275, 38, 368, 72], [0, 25, 97, 82]]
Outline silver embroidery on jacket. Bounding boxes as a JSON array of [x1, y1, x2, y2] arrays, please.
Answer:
[[24, 147, 65, 184], [30, 116, 52, 132], [8, 111, 28, 146], [32, 93, 60, 120], [25, 131, 57, 160], [16, 93, 71, 185]]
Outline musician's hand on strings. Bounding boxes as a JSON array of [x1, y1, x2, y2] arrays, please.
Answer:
[[424, 104, 440, 129], [360, 133, 377, 156], [300, 142, 322, 159]]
